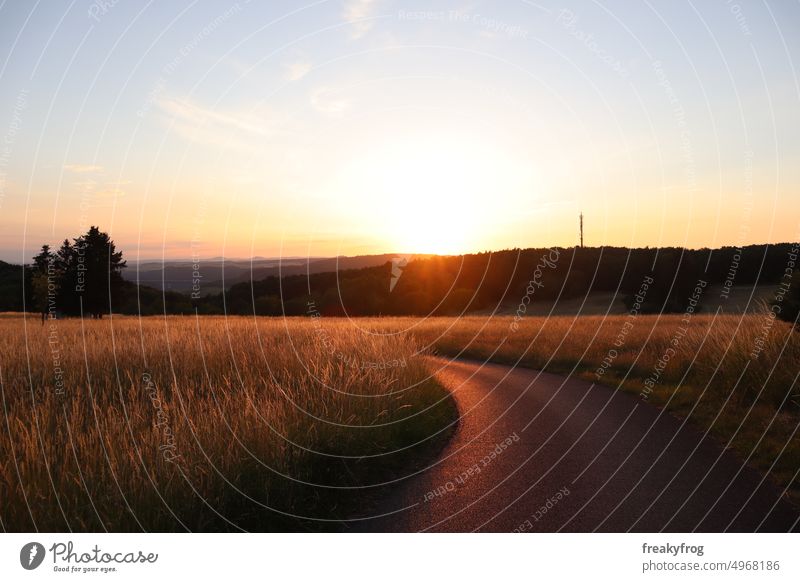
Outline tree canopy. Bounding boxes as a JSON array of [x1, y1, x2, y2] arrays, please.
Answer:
[[31, 226, 126, 318]]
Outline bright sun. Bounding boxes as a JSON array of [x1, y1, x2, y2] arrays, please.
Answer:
[[336, 137, 522, 255]]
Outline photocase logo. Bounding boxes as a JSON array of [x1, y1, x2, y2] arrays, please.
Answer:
[[20, 542, 46, 570], [390, 254, 412, 292]]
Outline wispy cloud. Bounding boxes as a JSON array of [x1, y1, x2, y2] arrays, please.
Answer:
[[97, 179, 131, 199], [68, 176, 129, 200], [310, 87, 350, 116], [343, 0, 378, 39], [284, 61, 312, 82], [158, 97, 276, 137], [155, 96, 290, 151], [72, 179, 98, 190], [63, 164, 103, 174]]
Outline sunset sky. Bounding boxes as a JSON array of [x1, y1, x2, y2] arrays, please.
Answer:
[[0, 0, 798, 262]]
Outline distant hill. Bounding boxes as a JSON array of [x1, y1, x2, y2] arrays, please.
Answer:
[[193, 244, 799, 317], [123, 254, 409, 295], [2, 245, 797, 318]]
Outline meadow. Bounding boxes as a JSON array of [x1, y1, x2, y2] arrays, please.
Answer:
[[0, 314, 456, 532], [1, 310, 798, 532]]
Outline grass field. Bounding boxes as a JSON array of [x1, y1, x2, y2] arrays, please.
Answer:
[[0, 314, 457, 531], [2, 310, 798, 532]]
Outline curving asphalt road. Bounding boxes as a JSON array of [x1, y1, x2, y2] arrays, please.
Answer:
[[353, 357, 799, 532]]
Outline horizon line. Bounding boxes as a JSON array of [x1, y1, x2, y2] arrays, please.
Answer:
[[3, 241, 799, 266]]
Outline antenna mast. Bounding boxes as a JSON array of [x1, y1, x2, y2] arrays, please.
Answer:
[[579, 212, 584, 248]]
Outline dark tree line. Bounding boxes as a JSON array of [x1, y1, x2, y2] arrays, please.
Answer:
[[194, 244, 800, 320], [30, 226, 126, 319], [0, 237, 797, 322]]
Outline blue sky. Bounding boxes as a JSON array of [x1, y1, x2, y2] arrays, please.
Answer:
[[1, 0, 798, 261]]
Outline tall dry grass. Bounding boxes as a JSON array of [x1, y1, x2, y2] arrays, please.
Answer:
[[2, 311, 797, 531], [0, 315, 456, 532]]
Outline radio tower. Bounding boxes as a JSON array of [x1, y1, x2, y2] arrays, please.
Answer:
[[579, 212, 584, 248]]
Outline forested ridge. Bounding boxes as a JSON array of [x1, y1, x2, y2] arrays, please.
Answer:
[[3, 238, 796, 320]]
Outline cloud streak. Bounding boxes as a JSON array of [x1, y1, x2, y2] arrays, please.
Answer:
[[158, 97, 276, 137], [284, 61, 312, 82], [343, 0, 378, 39], [310, 87, 350, 116], [63, 164, 103, 174], [155, 96, 294, 153]]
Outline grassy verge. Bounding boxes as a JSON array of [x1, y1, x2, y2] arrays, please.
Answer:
[[0, 315, 457, 531], [395, 314, 800, 505]]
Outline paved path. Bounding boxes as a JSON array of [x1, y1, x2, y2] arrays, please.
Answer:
[[353, 357, 799, 532]]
